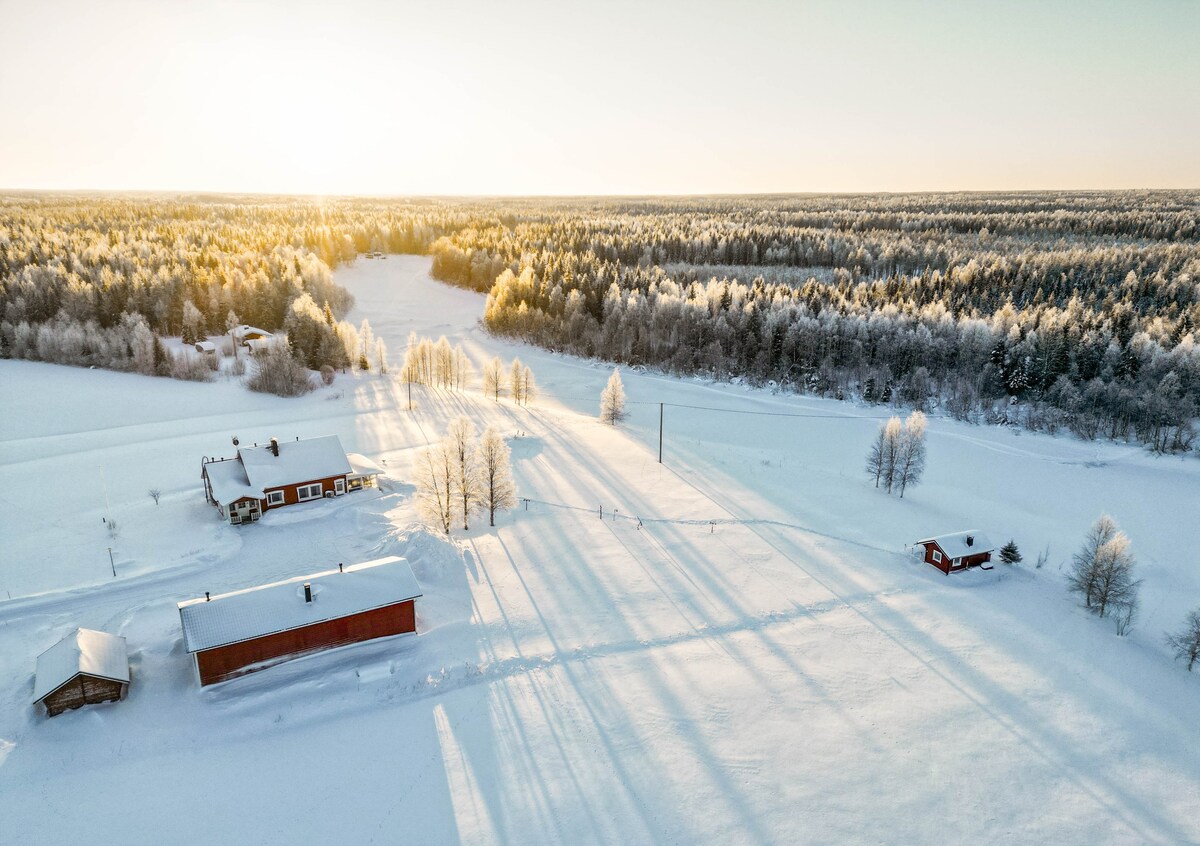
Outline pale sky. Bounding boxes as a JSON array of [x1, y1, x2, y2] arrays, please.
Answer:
[[1, 0, 1196, 195]]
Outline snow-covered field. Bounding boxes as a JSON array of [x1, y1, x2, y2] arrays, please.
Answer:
[[1, 256, 1197, 844]]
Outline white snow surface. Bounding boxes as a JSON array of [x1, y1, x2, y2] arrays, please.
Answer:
[[178, 555, 421, 652], [33, 628, 129, 702], [915, 530, 996, 559], [1, 256, 1198, 844], [237, 434, 352, 490]]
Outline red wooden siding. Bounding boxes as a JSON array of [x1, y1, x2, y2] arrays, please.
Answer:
[[194, 599, 416, 686], [922, 543, 991, 575], [262, 474, 347, 510]]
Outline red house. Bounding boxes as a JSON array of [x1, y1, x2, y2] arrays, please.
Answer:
[[177, 556, 421, 687], [914, 531, 995, 575], [200, 435, 379, 524]]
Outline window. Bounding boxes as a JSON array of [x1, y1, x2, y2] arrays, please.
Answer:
[[931, 550, 942, 563], [953, 558, 961, 567], [297, 483, 323, 502], [266, 490, 285, 506]]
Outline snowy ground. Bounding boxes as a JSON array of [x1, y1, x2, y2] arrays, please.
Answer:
[[1, 256, 1197, 844]]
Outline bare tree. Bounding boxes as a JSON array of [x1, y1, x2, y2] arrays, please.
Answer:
[[414, 441, 454, 534], [148, 489, 161, 505], [521, 366, 536, 405], [896, 410, 927, 498], [1068, 515, 1118, 610], [600, 368, 627, 425], [483, 356, 504, 401], [510, 358, 524, 404], [1165, 609, 1200, 671], [880, 416, 902, 493], [477, 426, 517, 527], [446, 416, 480, 530], [866, 422, 888, 487], [375, 337, 388, 374], [1091, 533, 1140, 619]]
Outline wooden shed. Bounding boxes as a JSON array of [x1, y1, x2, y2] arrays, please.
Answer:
[[915, 530, 995, 575], [34, 629, 130, 717], [177, 556, 422, 687]]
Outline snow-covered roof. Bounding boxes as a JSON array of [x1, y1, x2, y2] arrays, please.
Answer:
[[346, 452, 384, 478], [204, 458, 262, 504], [177, 556, 422, 653], [239, 436, 352, 492], [915, 530, 995, 559], [194, 340, 217, 352], [233, 325, 273, 339], [34, 628, 129, 702]]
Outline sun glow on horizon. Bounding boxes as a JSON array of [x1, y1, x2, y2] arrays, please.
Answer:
[[1, 0, 1197, 195]]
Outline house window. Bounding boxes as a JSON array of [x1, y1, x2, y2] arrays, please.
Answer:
[[931, 550, 942, 563], [297, 483, 323, 502], [266, 490, 285, 506], [334, 478, 345, 495], [953, 557, 962, 567]]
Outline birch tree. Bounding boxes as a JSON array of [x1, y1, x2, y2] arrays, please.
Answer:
[[415, 441, 454, 534], [866, 422, 888, 487], [477, 426, 517, 527], [1068, 515, 1119, 610], [600, 368, 627, 424], [483, 356, 504, 401], [446, 416, 480, 530], [896, 410, 927, 497], [521, 366, 536, 406], [510, 358, 524, 403]]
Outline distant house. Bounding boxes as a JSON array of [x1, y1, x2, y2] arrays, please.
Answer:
[[914, 531, 995, 575], [232, 324, 274, 350], [201, 435, 378, 524], [34, 628, 130, 717], [177, 556, 422, 686], [194, 340, 217, 354]]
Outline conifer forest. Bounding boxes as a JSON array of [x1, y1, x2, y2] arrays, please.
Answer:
[[2, 191, 1197, 452]]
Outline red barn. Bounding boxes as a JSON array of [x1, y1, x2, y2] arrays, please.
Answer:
[[915, 531, 995, 575], [201, 435, 359, 524], [177, 556, 421, 687]]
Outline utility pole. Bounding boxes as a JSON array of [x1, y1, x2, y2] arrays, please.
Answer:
[[658, 402, 664, 464], [107, 547, 116, 578]]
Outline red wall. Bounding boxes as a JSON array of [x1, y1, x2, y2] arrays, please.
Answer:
[[195, 600, 416, 686], [262, 474, 347, 510], [923, 543, 991, 574]]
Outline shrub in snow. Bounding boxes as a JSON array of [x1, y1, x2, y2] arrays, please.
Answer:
[[320, 365, 336, 386], [170, 351, 213, 382], [247, 341, 314, 397], [1165, 609, 1200, 671]]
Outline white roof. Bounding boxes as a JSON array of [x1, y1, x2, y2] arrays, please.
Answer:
[[34, 628, 129, 702], [204, 458, 262, 504], [234, 325, 273, 338], [347, 452, 385, 478], [177, 556, 422, 653], [194, 340, 217, 352], [915, 530, 996, 559], [239, 436, 351, 492]]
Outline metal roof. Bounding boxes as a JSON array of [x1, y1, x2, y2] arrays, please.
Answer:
[[34, 628, 130, 702], [238, 435, 352, 492], [177, 556, 422, 653]]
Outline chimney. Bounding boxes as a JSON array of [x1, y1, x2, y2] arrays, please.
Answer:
[[338, 562, 344, 573], [270, 438, 279, 457], [205, 591, 210, 602], [304, 582, 312, 603], [966, 535, 974, 547]]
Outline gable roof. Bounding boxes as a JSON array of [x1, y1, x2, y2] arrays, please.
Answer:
[[177, 556, 422, 653], [204, 458, 262, 504], [346, 452, 385, 478], [238, 436, 352, 491], [34, 628, 129, 702], [915, 530, 995, 559]]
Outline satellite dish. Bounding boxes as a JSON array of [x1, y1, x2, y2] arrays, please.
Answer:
[[232, 436, 240, 446]]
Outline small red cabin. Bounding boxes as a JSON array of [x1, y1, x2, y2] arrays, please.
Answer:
[[178, 556, 421, 687], [914, 531, 995, 575]]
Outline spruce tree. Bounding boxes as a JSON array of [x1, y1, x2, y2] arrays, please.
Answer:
[[999, 540, 1022, 565]]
